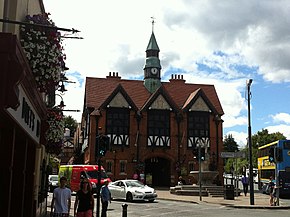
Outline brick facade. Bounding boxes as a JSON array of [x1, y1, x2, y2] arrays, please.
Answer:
[[81, 32, 224, 187]]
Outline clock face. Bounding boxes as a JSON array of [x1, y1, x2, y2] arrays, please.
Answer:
[[151, 68, 158, 75]]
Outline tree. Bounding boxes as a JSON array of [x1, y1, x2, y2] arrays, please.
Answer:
[[63, 115, 78, 137], [223, 134, 239, 152], [223, 134, 239, 173], [252, 129, 286, 148]]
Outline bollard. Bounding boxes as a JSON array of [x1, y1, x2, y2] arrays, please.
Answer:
[[122, 203, 128, 217]]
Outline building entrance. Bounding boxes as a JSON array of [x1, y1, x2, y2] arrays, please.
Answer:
[[144, 157, 170, 187]]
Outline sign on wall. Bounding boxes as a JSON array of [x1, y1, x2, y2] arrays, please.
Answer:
[[6, 85, 41, 143]]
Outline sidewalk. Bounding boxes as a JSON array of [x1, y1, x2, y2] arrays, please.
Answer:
[[156, 189, 290, 209]]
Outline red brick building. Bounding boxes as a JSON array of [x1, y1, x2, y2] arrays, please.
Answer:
[[81, 31, 224, 186]]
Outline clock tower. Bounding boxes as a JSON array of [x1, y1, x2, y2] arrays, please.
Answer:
[[143, 21, 162, 93]]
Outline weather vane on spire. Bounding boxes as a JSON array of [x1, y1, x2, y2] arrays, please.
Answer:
[[150, 16, 155, 32]]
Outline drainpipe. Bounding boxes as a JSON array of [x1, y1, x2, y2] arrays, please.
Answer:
[[3, 0, 10, 32], [176, 113, 183, 176], [135, 111, 142, 162], [215, 118, 219, 166], [214, 115, 222, 166]]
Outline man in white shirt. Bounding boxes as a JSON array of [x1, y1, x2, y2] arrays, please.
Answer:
[[51, 176, 71, 217]]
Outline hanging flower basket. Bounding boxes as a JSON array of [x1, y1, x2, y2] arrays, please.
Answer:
[[20, 13, 66, 93], [45, 107, 65, 155]]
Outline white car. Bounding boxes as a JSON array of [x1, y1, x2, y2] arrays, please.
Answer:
[[108, 179, 157, 202]]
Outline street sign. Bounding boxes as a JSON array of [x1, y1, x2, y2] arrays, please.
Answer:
[[220, 152, 235, 158], [235, 151, 246, 158], [220, 151, 246, 158]]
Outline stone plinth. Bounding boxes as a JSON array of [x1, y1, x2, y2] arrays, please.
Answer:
[[189, 170, 218, 185]]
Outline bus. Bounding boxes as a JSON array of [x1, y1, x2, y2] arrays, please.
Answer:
[[257, 140, 290, 198]]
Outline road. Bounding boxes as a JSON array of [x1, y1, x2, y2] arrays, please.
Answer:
[[47, 193, 289, 217]]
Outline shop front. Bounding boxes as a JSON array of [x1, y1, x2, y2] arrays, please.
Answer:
[[0, 32, 47, 217]]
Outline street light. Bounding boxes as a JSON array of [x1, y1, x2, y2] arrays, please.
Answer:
[[198, 139, 202, 201], [246, 79, 255, 205], [91, 109, 102, 217], [55, 94, 80, 112], [197, 137, 206, 201]]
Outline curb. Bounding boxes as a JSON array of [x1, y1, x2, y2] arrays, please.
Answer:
[[158, 197, 199, 204], [226, 205, 290, 209], [158, 198, 290, 209]]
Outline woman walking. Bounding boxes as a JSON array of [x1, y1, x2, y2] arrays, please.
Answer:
[[74, 178, 94, 217]]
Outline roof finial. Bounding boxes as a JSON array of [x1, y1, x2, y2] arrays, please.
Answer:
[[150, 16, 155, 32]]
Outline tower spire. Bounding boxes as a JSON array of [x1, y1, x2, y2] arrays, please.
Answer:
[[143, 17, 161, 93]]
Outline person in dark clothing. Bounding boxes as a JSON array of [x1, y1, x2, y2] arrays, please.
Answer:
[[74, 178, 94, 217], [241, 173, 249, 196], [268, 176, 275, 206], [100, 179, 111, 217], [178, 176, 186, 185]]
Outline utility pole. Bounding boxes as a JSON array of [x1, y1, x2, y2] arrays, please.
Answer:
[[91, 108, 101, 217], [247, 79, 255, 205]]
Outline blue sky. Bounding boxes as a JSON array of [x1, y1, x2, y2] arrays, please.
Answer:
[[44, 0, 290, 147]]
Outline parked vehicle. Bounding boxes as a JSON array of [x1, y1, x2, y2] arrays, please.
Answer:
[[109, 179, 157, 202], [48, 175, 58, 192], [58, 165, 111, 193]]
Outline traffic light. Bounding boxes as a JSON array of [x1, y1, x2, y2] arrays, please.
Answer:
[[192, 148, 199, 159], [269, 147, 275, 163], [97, 135, 110, 157], [200, 148, 205, 161], [275, 147, 283, 162]]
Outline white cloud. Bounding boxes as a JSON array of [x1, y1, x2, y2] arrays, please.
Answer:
[[270, 113, 290, 124], [224, 131, 248, 148], [44, 0, 290, 138], [266, 125, 290, 140]]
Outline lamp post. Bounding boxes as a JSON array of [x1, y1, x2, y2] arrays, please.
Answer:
[[198, 140, 202, 201], [55, 94, 80, 112], [91, 109, 101, 217], [247, 79, 255, 205], [196, 137, 205, 201]]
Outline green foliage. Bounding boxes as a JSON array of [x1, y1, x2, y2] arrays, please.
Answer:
[[63, 115, 78, 137], [252, 129, 286, 148], [223, 134, 239, 173], [223, 134, 239, 152]]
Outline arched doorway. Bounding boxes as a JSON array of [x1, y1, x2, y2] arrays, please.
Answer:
[[144, 157, 171, 187]]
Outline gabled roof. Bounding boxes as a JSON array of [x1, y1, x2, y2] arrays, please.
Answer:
[[100, 84, 138, 111], [85, 77, 151, 110], [84, 76, 224, 115], [141, 85, 179, 112], [182, 88, 218, 114], [162, 81, 224, 115]]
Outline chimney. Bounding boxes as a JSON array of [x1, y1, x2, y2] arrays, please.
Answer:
[[169, 74, 185, 83], [106, 72, 121, 79]]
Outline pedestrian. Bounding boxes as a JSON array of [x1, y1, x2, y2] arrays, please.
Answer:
[[241, 173, 249, 196], [133, 171, 139, 180], [100, 179, 111, 217], [74, 178, 94, 217], [51, 176, 72, 217], [178, 176, 186, 185], [139, 171, 145, 183], [268, 176, 275, 206]]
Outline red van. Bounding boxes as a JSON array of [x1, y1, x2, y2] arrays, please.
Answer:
[[58, 165, 111, 193]]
